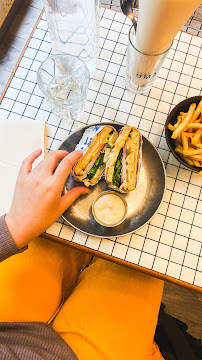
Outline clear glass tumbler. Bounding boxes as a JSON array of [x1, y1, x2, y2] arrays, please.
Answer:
[[37, 54, 90, 121], [126, 26, 172, 94], [44, 0, 100, 77]]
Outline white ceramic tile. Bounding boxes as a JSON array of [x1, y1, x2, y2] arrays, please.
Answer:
[[166, 164, 178, 178], [187, 184, 201, 199], [174, 180, 188, 194], [193, 213, 202, 228], [183, 196, 197, 212], [112, 243, 128, 259], [99, 238, 115, 255], [86, 236, 101, 250], [1, 98, 14, 111], [190, 225, 201, 242], [153, 257, 168, 274], [150, 214, 165, 228], [166, 177, 175, 190], [147, 225, 162, 242], [180, 209, 195, 224], [117, 234, 131, 246], [160, 230, 175, 246], [139, 252, 154, 269], [187, 239, 201, 256], [143, 238, 158, 255], [196, 201, 202, 214], [189, 173, 202, 188], [167, 204, 181, 220], [46, 222, 62, 237], [177, 221, 191, 237], [156, 243, 172, 260], [125, 248, 141, 264], [135, 224, 149, 237], [170, 247, 185, 265], [173, 234, 188, 251], [177, 168, 191, 183], [194, 271, 202, 287], [130, 234, 145, 250], [70, 230, 86, 246], [180, 266, 195, 284], [166, 261, 182, 279], [197, 257, 202, 272], [5, 87, 19, 101], [163, 217, 178, 233], [170, 192, 184, 207], [183, 252, 199, 270], [60, 225, 75, 241]]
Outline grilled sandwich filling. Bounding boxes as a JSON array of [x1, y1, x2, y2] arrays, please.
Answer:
[[106, 126, 141, 192], [74, 126, 118, 186]]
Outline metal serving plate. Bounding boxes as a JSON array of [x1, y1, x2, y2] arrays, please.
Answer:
[[58, 122, 166, 238]]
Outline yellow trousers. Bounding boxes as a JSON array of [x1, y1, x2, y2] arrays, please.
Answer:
[[0, 237, 164, 360]]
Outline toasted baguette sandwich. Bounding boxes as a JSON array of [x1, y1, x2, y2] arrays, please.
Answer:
[[105, 126, 142, 192], [73, 126, 118, 186]]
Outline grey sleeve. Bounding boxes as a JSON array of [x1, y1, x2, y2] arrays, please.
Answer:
[[0, 215, 27, 263]]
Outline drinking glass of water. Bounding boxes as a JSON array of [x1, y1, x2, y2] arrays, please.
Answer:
[[37, 54, 90, 121]]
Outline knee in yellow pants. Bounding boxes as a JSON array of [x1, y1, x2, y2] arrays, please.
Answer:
[[0, 236, 90, 323], [52, 257, 164, 360]]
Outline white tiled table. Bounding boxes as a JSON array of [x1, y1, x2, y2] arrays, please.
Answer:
[[0, 7, 202, 293]]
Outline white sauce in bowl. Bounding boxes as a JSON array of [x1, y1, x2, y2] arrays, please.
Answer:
[[93, 193, 127, 226]]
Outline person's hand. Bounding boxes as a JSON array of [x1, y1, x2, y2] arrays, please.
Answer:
[[5, 149, 89, 248]]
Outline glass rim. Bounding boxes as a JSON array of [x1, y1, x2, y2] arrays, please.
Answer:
[[37, 53, 90, 75], [37, 53, 90, 101], [128, 25, 173, 57]]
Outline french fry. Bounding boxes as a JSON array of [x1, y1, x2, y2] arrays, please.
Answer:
[[195, 143, 202, 149], [183, 157, 194, 166], [171, 103, 196, 139], [193, 160, 201, 167], [189, 155, 202, 161], [198, 170, 202, 177], [190, 99, 202, 123], [183, 149, 202, 156], [187, 123, 202, 129], [177, 115, 182, 126], [181, 131, 188, 150], [186, 133, 195, 138], [175, 147, 184, 155], [192, 129, 202, 144], [194, 115, 202, 123], [168, 123, 175, 131]]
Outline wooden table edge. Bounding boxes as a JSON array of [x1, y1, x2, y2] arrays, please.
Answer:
[[42, 233, 202, 294], [1, 6, 201, 293]]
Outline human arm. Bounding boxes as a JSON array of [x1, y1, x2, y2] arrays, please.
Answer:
[[1, 148, 88, 257]]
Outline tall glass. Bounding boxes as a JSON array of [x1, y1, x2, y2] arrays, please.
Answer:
[[126, 26, 172, 94], [44, 0, 100, 77]]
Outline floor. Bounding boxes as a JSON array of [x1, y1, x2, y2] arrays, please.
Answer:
[[0, 0, 202, 342]]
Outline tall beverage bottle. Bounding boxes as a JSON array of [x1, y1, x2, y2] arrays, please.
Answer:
[[44, 0, 100, 77]]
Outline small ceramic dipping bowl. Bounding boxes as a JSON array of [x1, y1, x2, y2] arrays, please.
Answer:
[[92, 190, 128, 227]]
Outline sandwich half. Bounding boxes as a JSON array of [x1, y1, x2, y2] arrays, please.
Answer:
[[73, 126, 118, 186], [105, 126, 142, 192]]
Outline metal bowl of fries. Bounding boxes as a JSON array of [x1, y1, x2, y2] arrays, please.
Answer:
[[165, 96, 202, 175]]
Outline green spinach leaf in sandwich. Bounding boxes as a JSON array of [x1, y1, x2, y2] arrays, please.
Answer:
[[112, 148, 123, 188], [87, 152, 105, 180]]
